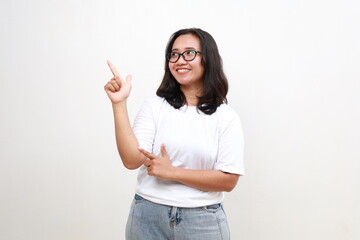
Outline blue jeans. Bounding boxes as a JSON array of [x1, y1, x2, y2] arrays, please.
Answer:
[[125, 194, 230, 240]]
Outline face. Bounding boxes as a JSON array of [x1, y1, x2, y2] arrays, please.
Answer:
[[168, 34, 204, 89]]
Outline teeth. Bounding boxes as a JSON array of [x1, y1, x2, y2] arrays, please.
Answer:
[[177, 69, 190, 72]]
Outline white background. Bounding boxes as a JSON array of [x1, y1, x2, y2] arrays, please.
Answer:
[[0, 0, 359, 239]]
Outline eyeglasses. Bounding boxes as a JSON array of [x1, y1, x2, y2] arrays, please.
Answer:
[[167, 50, 201, 63]]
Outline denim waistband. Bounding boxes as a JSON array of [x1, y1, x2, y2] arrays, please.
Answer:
[[134, 194, 221, 209]]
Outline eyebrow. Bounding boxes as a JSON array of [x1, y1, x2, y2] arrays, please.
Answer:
[[171, 47, 197, 51]]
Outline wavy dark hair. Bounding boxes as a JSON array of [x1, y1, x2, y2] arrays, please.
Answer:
[[156, 28, 228, 115]]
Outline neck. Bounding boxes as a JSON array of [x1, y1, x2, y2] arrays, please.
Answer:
[[180, 84, 203, 106]]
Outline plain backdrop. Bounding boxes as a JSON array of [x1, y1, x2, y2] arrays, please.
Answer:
[[0, 0, 359, 239]]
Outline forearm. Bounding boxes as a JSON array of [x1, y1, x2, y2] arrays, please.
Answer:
[[171, 168, 240, 192], [112, 101, 144, 169]]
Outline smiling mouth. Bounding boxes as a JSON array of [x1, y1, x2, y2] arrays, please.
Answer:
[[176, 69, 191, 72]]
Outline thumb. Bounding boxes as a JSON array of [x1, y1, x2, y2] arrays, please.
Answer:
[[160, 144, 169, 158], [126, 74, 132, 84]]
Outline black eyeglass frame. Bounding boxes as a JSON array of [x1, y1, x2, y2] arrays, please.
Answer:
[[167, 50, 202, 63]]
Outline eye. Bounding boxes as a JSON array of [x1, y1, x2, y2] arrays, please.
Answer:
[[170, 52, 180, 57], [185, 50, 197, 55]]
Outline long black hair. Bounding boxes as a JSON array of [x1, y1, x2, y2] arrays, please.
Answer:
[[156, 28, 228, 115]]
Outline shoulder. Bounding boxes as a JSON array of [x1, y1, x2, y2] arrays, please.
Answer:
[[143, 95, 165, 104], [141, 95, 167, 109], [216, 104, 244, 140], [216, 103, 243, 132], [138, 96, 170, 116], [217, 103, 240, 121], [134, 96, 167, 125]]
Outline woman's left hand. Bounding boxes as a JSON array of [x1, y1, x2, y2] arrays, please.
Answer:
[[138, 144, 176, 180]]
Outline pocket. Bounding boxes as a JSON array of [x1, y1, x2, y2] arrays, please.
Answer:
[[134, 194, 145, 203], [202, 203, 222, 212], [207, 203, 221, 210]]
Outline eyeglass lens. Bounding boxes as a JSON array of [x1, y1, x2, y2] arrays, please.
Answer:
[[168, 50, 199, 63]]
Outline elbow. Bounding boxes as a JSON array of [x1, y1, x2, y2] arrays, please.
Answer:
[[121, 157, 142, 170], [123, 162, 141, 170], [120, 153, 143, 170], [224, 183, 236, 192], [222, 173, 240, 192], [224, 187, 234, 192]]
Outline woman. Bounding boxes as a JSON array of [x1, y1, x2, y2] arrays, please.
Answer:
[[104, 28, 244, 239]]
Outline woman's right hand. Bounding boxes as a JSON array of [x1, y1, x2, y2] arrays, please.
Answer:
[[104, 60, 132, 104]]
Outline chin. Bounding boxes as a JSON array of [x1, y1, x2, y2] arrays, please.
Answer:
[[176, 79, 192, 86]]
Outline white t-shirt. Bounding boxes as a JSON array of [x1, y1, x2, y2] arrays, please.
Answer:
[[133, 96, 244, 207]]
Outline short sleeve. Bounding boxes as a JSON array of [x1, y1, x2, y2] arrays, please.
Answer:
[[132, 99, 157, 153], [214, 106, 245, 175]]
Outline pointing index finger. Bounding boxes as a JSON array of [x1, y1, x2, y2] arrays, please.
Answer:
[[107, 60, 120, 77], [138, 147, 156, 159]]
